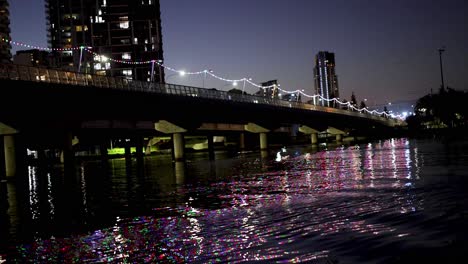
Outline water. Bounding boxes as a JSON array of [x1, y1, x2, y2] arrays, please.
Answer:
[[1, 138, 468, 263]]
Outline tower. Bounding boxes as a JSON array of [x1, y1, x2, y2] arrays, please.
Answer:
[[0, 0, 11, 63], [314, 51, 339, 107], [46, 0, 165, 82]]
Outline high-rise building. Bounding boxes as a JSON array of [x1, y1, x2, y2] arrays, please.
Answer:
[[256, 80, 279, 99], [314, 51, 339, 107], [46, 0, 165, 82], [0, 0, 11, 63]]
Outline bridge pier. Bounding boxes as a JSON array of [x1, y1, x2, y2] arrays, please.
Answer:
[[299, 126, 320, 146], [4, 135, 16, 178], [61, 132, 75, 172], [245, 123, 270, 151], [260, 133, 268, 150], [124, 141, 131, 163], [100, 142, 108, 163], [311, 133, 318, 145], [0, 137, 5, 181], [155, 120, 188, 162], [173, 133, 185, 162], [239, 133, 245, 150], [207, 135, 215, 160], [336, 134, 343, 143], [135, 136, 144, 165]]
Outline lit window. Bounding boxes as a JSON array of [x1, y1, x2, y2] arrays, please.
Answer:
[[119, 21, 129, 29], [122, 53, 131, 60]]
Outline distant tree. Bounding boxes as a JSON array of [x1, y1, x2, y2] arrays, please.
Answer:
[[383, 106, 389, 115], [360, 101, 367, 109], [412, 87, 468, 128], [350, 92, 357, 107], [228, 88, 248, 95]]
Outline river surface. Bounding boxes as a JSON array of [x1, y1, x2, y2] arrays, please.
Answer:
[[1, 138, 468, 263]]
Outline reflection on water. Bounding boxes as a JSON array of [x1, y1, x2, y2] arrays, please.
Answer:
[[1, 138, 468, 263]]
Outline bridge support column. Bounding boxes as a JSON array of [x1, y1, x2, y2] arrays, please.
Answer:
[[239, 133, 245, 150], [311, 133, 318, 145], [336, 134, 343, 143], [260, 133, 268, 150], [155, 120, 188, 162], [61, 132, 75, 175], [299, 126, 320, 146], [135, 136, 144, 165], [207, 135, 215, 161], [327, 127, 345, 145], [173, 133, 185, 162], [244, 123, 270, 152], [4, 135, 16, 178], [0, 137, 5, 181], [100, 142, 108, 163], [124, 140, 131, 163]]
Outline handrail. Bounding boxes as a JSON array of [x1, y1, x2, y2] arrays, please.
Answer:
[[0, 63, 396, 124]]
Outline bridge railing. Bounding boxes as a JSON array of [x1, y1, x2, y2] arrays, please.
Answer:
[[0, 63, 394, 123]]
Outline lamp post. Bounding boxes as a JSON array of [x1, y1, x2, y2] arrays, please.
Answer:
[[242, 78, 252, 94], [438, 47, 445, 90], [203, 69, 213, 88]]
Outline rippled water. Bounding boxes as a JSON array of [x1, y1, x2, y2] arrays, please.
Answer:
[[1, 138, 468, 263]]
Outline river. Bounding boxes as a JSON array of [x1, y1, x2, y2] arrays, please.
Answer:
[[1, 138, 467, 263]]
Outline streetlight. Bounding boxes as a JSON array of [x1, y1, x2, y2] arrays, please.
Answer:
[[438, 47, 446, 90], [203, 69, 213, 88], [166, 71, 185, 83], [242, 77, 252, 94], [223, 82, 237, 92]]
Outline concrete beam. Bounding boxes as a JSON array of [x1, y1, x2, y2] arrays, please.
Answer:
[[0, 123, 18, 135], [155, 120, 187, 134], [198, 123, 244, 131], [245, 123, 270, 134], [299, 125, 320, 135], [327, 127, 346, 135]]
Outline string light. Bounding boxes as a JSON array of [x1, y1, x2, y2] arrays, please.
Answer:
[[3, 38, 403, 119]]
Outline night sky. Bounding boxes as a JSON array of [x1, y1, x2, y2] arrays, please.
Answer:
[[8, 0, 468, 105]]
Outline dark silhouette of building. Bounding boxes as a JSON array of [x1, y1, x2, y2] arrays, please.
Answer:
[[13, 49, 52, 67], [0, 0, 11, 63], [280, 93, 301, 102], [256, 80, 279, 99], [46, 0, 165, 82], [314, 51, 339, 107]]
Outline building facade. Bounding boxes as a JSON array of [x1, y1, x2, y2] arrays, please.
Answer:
[[13, 49, 52, 67], [314, 51, 339, 107], [46, 0, 165, 82], [0, 0, 11, 63], [256, 80, 279, 99]]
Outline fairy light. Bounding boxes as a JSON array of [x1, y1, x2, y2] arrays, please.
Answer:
[[3, 38, 404, 120]]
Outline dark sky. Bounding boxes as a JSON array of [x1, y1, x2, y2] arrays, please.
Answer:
[[8, 0, 468, 105]]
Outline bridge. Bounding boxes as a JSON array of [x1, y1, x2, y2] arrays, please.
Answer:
[[0, 63, 404, 178]]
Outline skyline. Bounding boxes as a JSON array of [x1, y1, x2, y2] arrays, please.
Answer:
[[7, 0, 468, 105]]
